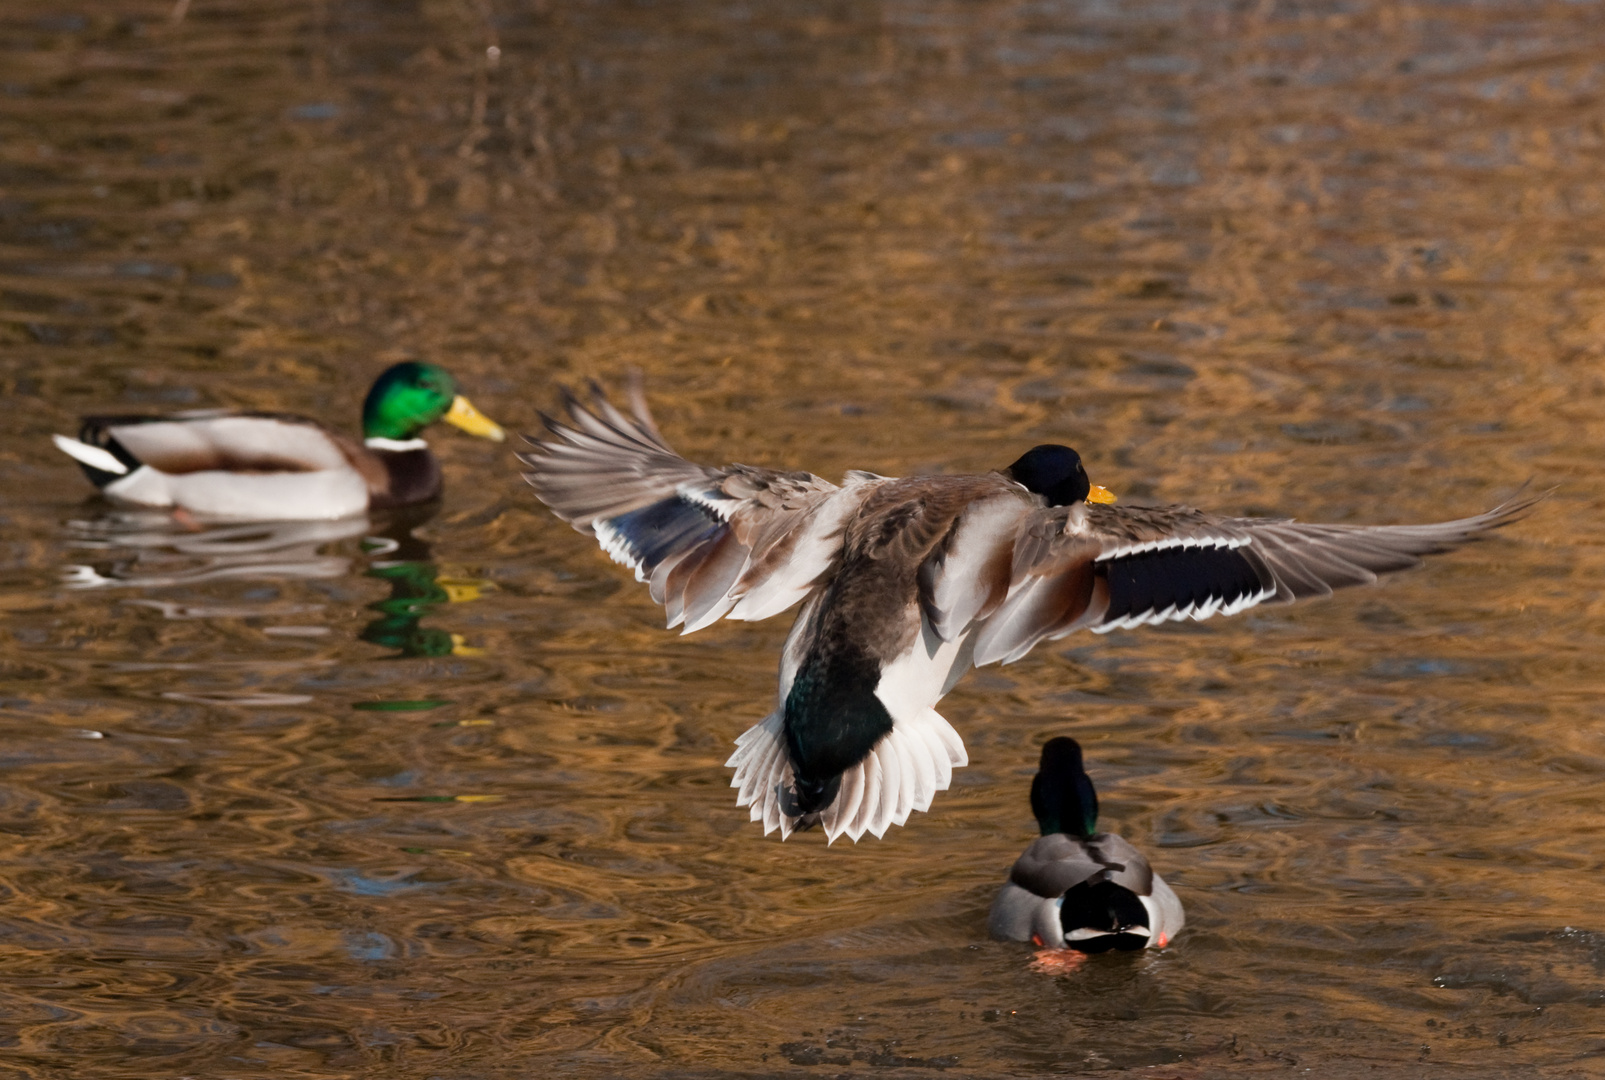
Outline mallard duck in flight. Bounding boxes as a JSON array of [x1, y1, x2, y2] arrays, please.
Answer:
[[989, 737, 1183, 960], [520, 380, 1538, 844], [52, 362, 505, 521]]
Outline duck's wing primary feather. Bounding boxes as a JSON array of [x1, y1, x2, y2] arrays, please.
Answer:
[[520, 380, 874, 633], [965, 491, 1541, 666]]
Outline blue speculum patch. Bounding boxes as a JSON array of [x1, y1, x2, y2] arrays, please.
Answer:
[[606, 496, 725, 571]]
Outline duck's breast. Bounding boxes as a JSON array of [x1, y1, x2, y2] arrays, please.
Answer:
[[369, 448, 443, 508]]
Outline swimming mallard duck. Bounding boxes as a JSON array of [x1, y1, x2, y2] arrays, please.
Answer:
[[989, 737, 1183, 956], [519, 380, 1538, 844], [51, 362, 504, 520]]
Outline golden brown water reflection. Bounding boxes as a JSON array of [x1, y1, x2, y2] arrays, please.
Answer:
[[2, 0, 1604, 1076]]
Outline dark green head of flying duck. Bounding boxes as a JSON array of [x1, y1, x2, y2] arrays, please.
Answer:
[[1030, 736, 1099, 838], [1005, 445, 1116, 506], [361, 362, 506, 443]]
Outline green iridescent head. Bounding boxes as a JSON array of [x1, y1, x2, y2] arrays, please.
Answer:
[[1030, 737, 1099, 838], [361, 362, 505, 443]]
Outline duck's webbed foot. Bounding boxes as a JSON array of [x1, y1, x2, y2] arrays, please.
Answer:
[[1029, 948, 1089, 975]]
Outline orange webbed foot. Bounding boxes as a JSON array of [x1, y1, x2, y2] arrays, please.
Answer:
[[1029, 948, 1088, 974]]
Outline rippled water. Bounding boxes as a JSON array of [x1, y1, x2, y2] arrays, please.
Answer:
[[2, 0, 1604, 1076]]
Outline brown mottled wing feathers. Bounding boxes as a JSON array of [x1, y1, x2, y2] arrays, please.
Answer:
[[518, 381, 856, 631], [916, 490, 1033, 641]]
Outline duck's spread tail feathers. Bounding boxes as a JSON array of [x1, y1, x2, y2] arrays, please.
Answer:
[[726, 707, 968, 844], [726, 710, 795, 838]]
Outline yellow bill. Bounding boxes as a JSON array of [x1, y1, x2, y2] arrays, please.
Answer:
[[1087, 485, 1117, 505], [444, 395, 506, 442], [449, 633, 486, 657], [440, 578, 490, 604]]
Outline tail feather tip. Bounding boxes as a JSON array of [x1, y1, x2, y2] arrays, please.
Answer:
[[52, 433, 130, 476]]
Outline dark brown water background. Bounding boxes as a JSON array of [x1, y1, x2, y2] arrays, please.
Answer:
[[2, 0, 1603, 1077]]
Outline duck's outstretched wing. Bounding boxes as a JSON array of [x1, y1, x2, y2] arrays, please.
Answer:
[[519, 380, 874, 633], [917, 490, 1543, 666]]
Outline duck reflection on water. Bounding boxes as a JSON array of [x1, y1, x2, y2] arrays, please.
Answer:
[[58, 505, 488, 659], [360, 533, 489, 660], [61, 510, 370, 590]]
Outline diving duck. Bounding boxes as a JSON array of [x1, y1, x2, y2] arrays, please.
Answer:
[[519, 380, 1538, 843], [52, 362, 505, 521], [989, 737, 1183, 956]]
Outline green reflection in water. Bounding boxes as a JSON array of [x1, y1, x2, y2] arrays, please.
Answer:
[[358, 517, 490, 660], [360, 561, 468, 658]]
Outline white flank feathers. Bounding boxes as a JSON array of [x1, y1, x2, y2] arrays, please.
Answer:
[[52, 435, 128, 475], [1140, 873, 1187, 944], [108, 468, 369, 521], [873, 618, 967, 726]]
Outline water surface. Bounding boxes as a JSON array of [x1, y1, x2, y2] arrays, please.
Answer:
[[1, 0, 1603, 1076]]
